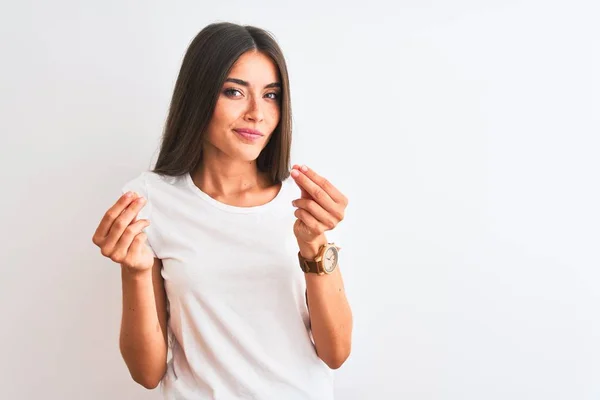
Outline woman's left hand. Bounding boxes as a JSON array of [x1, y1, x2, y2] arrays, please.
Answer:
[[290, 165, 348, 245]]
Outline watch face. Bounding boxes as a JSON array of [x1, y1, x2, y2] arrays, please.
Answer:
[[323, 246, 338, 273]]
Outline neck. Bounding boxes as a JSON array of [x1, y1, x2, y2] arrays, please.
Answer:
[[192, 147, 268, 197]]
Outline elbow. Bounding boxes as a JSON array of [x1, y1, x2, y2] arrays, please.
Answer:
[[318, 322, 353, 369], [326, 352, 350, 370], [121, 350, 166, 390], [120, 343, 167, 390], [322, 344, 352, 370], [131, 371, 164, 390], [127, 359, 166, 389], [324, 355, 348, 370]]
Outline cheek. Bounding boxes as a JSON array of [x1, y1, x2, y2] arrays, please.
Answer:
[[209, 101, 244, 132], [267, 106, 281, 127], [214, 101, 237, 122]]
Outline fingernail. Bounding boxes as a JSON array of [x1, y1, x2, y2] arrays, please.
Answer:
[[291, 170, 299, 178], [125, 191, 133, 198], [301, 165, 308, 172]]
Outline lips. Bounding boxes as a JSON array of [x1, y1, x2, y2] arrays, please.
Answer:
[[234, 128, 263, 142]]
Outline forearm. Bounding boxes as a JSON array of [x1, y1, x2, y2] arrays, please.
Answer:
[[300, 239, 353, 369], [119, 267, 167, 388]]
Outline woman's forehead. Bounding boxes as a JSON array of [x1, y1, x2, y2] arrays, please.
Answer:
[[227, 51, 280, 86]]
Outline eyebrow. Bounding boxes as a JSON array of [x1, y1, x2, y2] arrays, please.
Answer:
[[225, 78, 281, 89]]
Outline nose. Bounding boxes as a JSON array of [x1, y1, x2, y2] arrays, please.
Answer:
[[244, 95, 264, 122]]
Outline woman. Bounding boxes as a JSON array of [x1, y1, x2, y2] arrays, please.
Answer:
[[92, 22, 353, 399]]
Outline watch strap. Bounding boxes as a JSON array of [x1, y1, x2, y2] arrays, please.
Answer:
[[298, 252, 322, 274]]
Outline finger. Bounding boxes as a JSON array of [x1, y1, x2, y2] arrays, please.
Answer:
[[293, 198, 340, 230], [299, 186, 310, 199], [126, 232, 147, 261], [94, 192, 140, 240], [123, 232, 152, 267], [101, 197, 148, 255], [295, 208, 327, 236], [295, 165, 347, 205], [110, 219, 151, 261], [292, 166, 311, 199], [290, 169, 336, 212]]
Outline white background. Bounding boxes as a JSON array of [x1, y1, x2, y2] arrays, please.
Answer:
[[1, 0, 598, 399]]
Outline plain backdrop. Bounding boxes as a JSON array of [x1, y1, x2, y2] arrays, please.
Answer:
[[1, 0, 598, 399]]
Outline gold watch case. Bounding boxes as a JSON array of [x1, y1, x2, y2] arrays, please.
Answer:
[[298, 243, 341, 275]]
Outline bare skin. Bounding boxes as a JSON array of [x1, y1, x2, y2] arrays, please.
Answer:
[[191, 50, 282, 206], [92, 193, 167, 389], [92, 50, 352, 390]]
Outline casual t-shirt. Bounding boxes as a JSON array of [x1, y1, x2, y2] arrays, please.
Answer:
[[120, 171, 338, 400]]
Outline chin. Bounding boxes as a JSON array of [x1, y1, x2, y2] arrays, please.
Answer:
[[232, 148, 264, 163]]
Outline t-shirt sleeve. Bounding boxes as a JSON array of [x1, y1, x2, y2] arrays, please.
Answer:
[[120, 172, 158, 259]]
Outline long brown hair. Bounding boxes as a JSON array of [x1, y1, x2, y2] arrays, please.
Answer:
[[152, 22, 292, 183]]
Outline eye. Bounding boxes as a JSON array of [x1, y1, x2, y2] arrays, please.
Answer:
[[265, 92, 280, 101], [223, 88, 243, 98]]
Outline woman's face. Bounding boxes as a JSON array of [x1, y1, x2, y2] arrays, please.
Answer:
[[204, 50, 281, 163]]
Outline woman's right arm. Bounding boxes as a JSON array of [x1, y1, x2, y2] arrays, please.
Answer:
[[119, 257, 168, 389], [92, 192, 168, 389]]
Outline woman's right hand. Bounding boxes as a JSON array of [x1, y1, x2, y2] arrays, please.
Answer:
[[92, 191, 154, 273]]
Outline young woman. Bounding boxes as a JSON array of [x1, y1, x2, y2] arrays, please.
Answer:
[[92, 22, 353, 399]]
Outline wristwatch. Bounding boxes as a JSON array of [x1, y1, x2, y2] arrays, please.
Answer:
[[298, 243, 340, 275]]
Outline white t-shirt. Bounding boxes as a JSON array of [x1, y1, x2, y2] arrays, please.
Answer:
[[120, 171, 337, 400]]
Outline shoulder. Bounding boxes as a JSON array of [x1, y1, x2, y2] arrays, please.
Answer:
[[120, 171, 180, 197], [120, 171, 149, 197]]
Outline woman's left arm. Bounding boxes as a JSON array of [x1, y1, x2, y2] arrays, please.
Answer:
[[290, 165, 353, 370]]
